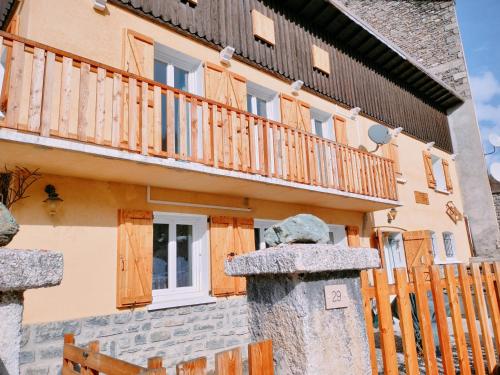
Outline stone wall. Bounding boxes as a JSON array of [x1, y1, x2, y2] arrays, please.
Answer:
[[335, 0, 470, 98], [20, 297, 249, 374], [494, 193, 500, 230]]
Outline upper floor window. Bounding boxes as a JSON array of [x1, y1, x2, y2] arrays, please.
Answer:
[[310, 108, 334, 141], [246, 82, 280, 121], [151, 212, 211, 309], [442, 232, 456, 260], [431, 155, 448, 192], [154, 44, 203, 155]]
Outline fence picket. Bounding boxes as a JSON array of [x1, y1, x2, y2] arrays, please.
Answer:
[[481, 262, 500, 357], [471, 263, 496, 373], [412, 266, 438, 375], [58, 56, 73, 137], [444, 265, 471, 375], [127, 77, 137, 150], [190, 98, 198, 161], [176, 357, 207, 374], [154, 86, 163, 155], [373, 269, 398, 375], [248, 340, 273, 375], [360, 271, 378, 375], [458, 264, 485, 375], [40, 51, 55, 137], [393, 268, 419, 375], [215, 348, 242, 375], [28, 47, 45, 132], [5, 41, 25, 129], [95, 67, 106, 145], [179, 93, 187, 159], [429, 265, 455, 375], [140, 82, 149, 155], [111, 73, 122, 147]]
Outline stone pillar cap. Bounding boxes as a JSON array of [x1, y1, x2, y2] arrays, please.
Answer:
[[225, 244, 380, 276], [0, 248, 63, 291]]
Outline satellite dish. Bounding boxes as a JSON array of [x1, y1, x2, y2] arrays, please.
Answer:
[[368, 124, 391, 146], [489, 133, 500, 147], [490, 162, 500, 183]]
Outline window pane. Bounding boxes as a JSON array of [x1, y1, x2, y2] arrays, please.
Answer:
[[314, 119, 323, 137], [256, 97, 267, 117], [247, 94, 253, 113], [174, 66, 189, 91], [153, 224, 169, 290], [176, 224, 193, 287]]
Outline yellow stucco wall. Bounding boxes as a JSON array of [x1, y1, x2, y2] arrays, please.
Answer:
[[6, 0, 472, 324], [9, 175, 364, 324]]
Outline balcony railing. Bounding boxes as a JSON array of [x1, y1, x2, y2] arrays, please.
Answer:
[[0, 32, 397, 201]]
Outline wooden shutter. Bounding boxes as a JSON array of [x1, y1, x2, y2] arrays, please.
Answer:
[[382, 139, 401, 176], [116, 209, 153, 308], [422, 151, 436, 189], [205, 63, 247, 110], [280, 94, 311, 132], [280, 94, 298, 128], [402, 230, 434, 280], [210, 216, 236, 296], [227, 72, 247, 110], [122, 29, 154, 79], [210, 216, 255, 296], [334, 116, 347, 145], [297, 101, 311, 132], [442, 159, 453, 193], [346, 226, 360, 247], [234, 217, 255, 294]]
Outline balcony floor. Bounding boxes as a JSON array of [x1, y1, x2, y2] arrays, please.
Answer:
[[1, 129, 399, 212]]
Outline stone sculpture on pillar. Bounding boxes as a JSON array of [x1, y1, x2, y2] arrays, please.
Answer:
[[225, 214, 379, 375]]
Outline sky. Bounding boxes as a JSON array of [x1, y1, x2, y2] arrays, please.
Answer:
[[456, 0, 500, 167]]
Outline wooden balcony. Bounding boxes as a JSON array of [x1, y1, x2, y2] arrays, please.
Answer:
[[0, 32, 398, 209]]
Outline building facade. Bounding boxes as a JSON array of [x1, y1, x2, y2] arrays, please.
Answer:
[[336, 0, 500, 257], [0, 0, 477, 372]]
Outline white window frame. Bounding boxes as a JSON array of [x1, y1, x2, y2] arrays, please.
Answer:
[[383, 232, 407, 284], [442, 231, 457, 261], [254, 219, 347, 250], [431, 155, 448, 193], [154, 43, 203, 95], [149, 212, 215, 310], [246, 81, 280, 121], [310, 108, 335, 141]]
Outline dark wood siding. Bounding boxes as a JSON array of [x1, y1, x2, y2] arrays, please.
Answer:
[[111, 0, 455, 152]]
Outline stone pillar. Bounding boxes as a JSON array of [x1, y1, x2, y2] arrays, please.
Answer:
[[0, 249, 63, 375], [226, 244, 379, 375]]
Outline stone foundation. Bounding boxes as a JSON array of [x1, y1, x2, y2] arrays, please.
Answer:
[[20, 297, 249, 374]]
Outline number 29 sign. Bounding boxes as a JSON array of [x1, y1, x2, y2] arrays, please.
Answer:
[[324, 284, 350, 309]]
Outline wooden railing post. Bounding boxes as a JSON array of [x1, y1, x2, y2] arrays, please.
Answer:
[[62, 333, 75, 371]]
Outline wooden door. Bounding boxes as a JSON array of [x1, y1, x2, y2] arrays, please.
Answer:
[[402, 230, 434, 280]]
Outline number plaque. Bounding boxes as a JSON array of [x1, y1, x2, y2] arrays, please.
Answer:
[[324, 284, 349, 309]]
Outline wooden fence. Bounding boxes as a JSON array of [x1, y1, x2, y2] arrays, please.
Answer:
[[361, 263, 500, 375], [63, 333, 273, 374], [0, 31, 397, 201]]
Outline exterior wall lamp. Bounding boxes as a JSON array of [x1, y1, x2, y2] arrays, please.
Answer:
[[220, 46, 235, 64], [291, 80, 304, 95], [93, 0, 107, 11], [392, 127, 403, 137], [43, 185, 63, 216], [387, 208, 398, 223], [425, 141, 435, 151]]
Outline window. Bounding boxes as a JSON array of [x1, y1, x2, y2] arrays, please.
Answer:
[[430, 231, 438, 260], [442, 232, 456, 260], [154, 44, 203, 155], [431, 155, 448, 192], [310, 108, 335, 141], [383, 232, 406, 284], [254, 219, 347, 250], [246, 82, 280, 121], [151, 212, 213, 309]]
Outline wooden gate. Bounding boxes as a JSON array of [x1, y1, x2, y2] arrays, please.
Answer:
[[361, 262, 500, 374]]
